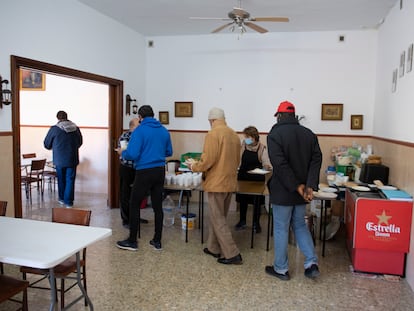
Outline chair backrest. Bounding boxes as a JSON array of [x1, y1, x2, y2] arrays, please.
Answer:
[[22, 153, 37, 159], [52, 208, 91, 226], [0, 201, 6, 216], [30, 159, 46, 172]]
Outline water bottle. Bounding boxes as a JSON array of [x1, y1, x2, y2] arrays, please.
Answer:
[[162, 195, 175, 227]]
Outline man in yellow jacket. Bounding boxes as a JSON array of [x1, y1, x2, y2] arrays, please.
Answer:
[[188, 107, 242, 264]]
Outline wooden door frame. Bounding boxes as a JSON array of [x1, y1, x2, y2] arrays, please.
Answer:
[[11, 55, 122, 217]]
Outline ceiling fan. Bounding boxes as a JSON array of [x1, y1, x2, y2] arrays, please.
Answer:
[[190, 1, 289, 34]]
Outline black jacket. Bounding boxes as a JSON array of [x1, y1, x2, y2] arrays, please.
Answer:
[[267, 117, 322, 205]]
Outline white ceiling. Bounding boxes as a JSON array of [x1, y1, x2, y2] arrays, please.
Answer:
[[77, 0, 399, 36]]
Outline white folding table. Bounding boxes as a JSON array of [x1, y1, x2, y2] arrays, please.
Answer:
[[0, 217, 112, 310]]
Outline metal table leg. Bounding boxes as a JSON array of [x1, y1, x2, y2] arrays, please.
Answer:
[[266, 203, 272, 251]]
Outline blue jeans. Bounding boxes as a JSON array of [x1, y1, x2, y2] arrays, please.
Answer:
[[272, 204, 318, 273], [56, 166, 77, 206]]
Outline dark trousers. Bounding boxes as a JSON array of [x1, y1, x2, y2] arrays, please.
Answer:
[[129, 166, 165, 243], [238, 194, 263, 226], [119, 164, 135, 225], [56, 166, 76, 206]]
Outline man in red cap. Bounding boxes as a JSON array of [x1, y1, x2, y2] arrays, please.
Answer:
[[265, 101, 322, 280]]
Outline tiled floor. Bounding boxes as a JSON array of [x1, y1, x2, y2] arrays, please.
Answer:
[[1, 190, 414, 310]]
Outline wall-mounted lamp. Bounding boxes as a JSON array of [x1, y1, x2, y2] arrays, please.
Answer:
[[0, 75, 12, 109], [125, 94, 137, 115]]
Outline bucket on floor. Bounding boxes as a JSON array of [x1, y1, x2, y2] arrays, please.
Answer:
[[181, 213, 196, 230]]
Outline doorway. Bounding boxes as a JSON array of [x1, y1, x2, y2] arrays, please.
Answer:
[[11, 56, 123, 217]]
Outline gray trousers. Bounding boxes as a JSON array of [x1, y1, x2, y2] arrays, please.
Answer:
[[207, 192, 240, 259]]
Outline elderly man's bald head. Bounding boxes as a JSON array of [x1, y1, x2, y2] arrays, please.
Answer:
[[129, 118, 140, 131]]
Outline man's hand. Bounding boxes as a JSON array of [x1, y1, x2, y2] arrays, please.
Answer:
[[303, 187, 314, 202], [297, 184, 305, 197], [183, 158, 196, 170], [297, 184, 313, 202]]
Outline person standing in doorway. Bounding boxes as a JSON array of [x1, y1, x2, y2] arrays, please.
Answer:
[[116, 117, 148, 228], [187, 107, 242, 265], [116, 105, 172, 251], [266, 101, 322, 281], [44, 111, 83, 208]]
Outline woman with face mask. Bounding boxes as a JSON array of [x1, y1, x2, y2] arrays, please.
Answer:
[[235, 126, 272, 233]]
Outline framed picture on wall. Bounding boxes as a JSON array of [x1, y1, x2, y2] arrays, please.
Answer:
[[407, 43, 413, 73], [350, 115, 363, 130], [400, 51, 405, 78], [175, 101, 193, 117], [321, 103, 343, 120], [20, 69, 45, 91], [159, 111, 169, 124]]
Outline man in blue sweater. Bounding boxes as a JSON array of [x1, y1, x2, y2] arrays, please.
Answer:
[[116, 105, 173, 251], [44, 111, 83, 208]]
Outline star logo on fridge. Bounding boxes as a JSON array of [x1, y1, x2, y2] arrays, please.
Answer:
[[376, 210, 392, 225], [365, 210, 401, 237]]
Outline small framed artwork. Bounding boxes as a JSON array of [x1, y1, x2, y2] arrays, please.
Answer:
[[175, 101, 193, 117], [20, 69, 45, 91], [400, 51, 406, 78], [351, 115, 363, 130], [321, 103, 343, 121], [392, 69, 398, 92], [407, 43, 413, 73], [159, 111, 169, 124]]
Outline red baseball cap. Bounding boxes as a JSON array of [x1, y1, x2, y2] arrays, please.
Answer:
[[274, 101, 295, 116]]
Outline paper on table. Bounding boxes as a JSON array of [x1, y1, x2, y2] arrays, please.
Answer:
[[247, 168, 271, 175]]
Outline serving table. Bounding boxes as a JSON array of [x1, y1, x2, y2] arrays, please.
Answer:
[[237, 180, 267, 248], [0, 217, 112, 311]]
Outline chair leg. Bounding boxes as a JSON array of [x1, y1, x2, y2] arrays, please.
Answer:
[[61, 278, 65, 309], [22, 287, 28, 311], [83, 267, 88, 306]]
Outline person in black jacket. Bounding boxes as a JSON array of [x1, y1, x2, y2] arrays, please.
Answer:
[[44, 111, 83, 208], [265, 101, 322, 281]]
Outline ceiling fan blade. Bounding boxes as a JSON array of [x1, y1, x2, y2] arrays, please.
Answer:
[[244, 22, 268, 33], [190, 17, 231, 21], [212, 22, 234, 33], [251, 17, 289, 22]]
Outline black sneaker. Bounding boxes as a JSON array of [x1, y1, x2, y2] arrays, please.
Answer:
[[149, 239, 162, 251], [235, 221, 247, 231], [304, 264, 320, 279], [116, 239, 138, 251], [265, 266, 290, 281]]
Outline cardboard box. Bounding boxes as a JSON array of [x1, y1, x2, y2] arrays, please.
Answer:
[[332, 200, 344, 217]]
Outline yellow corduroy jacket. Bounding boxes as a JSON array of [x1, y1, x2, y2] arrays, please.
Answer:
[[191, 119, 241, 192]]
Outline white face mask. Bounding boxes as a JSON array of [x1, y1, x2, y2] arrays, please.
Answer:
[[244, 138, 253, 145]]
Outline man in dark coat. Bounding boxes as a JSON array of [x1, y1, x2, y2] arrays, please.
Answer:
[[44, 111, 82, 208], [266, 101, 322, 281]]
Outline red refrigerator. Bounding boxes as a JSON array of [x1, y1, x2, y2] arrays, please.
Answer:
[[345, 190, 413, 276]]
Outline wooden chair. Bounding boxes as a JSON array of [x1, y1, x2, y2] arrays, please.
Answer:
[[0, 201, 6, 275], [22, 153, 36, 159], [0, 201, 6, 216], [42, 162, 57, 192], [21, 208, 92, 309], [0, 274, 29, 311], [21, 159, 46, 204]]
